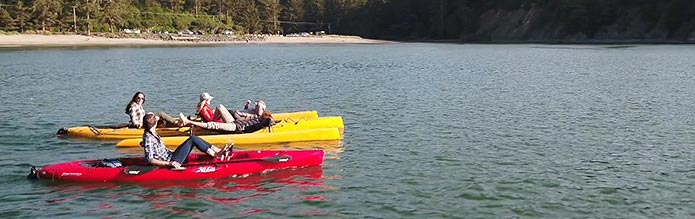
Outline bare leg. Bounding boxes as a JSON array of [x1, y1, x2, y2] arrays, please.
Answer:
[[213, 104, 235, 123], [180, 113, 237, 132], [157, 112, 178, 127], [179, 113, 208, 128]]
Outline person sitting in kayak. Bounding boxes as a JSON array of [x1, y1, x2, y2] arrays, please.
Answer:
[[142, 113, 232, 170], [178, 110, 275, 134], [125, 91, 178, 128], [197, 92, 235, 123], [231, 100, 268, 120], [125, 92, 146, 128]]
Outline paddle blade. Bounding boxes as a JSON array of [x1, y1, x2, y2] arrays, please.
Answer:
[[27, 166, 39, 179]]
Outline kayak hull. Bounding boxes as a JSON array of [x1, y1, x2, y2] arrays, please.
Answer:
[[255, 116, 344, 133], [61, 115, 343, 140], [116, 127, 342, 147], [31, 150, 324, 183]]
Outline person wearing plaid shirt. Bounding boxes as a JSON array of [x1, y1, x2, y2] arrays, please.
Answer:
[[142, 132, 172, 162], [178, 110, 274, 134], [233, 114, 275, 133], [231, 100, 267, 121], [141, 113, 231, 170], [125, 92, 146, 128]]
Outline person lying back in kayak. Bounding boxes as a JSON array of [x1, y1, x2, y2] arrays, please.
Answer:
[[142, 113, 232, 170], [231, 100, 268, 121], [197, 92, 236, 123], [178, 110, 275, 134], [124, 91, 179, 128]]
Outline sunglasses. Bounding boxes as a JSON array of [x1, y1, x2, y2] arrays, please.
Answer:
[[136, 97, 145, 100]]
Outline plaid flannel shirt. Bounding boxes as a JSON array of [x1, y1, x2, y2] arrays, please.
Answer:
[[233, 110, 259, 120], [234, 117, 275, 133], [128, 103, 145, 128], [142, 132, 172, 162]]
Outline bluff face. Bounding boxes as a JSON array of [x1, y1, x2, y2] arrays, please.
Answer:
[[470, 6, 695, 43]]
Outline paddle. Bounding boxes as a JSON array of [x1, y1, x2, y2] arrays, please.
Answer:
[[123, 155, 292, 175], [277, 117, 308, 125], [27, 166, 39, 179]]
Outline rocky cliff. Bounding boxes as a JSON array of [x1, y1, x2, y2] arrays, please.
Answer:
[[471, 6, 695, 43]]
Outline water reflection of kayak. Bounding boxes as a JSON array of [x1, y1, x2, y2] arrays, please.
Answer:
[[38, 166, 327, 215]]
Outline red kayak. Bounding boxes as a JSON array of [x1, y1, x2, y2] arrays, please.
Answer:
[[29, 150, 324, 183]]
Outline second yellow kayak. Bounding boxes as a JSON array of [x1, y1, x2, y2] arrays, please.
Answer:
[[116, 127, 342, 147]]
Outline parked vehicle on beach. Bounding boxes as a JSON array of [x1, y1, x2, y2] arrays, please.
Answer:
[[286, 32, 311, 37], [122, 29, 141, 34]]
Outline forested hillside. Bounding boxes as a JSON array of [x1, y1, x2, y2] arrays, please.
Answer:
[[361, 0, 695, 42], [1, 0, 694, 42]]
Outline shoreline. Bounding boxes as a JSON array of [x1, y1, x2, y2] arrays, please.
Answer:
[[410, 39, 695, 45], [0, 33, 393, 48], [3, 33, 690, 48]]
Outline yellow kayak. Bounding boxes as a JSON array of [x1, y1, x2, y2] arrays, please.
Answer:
[[116, 127, 342, 147], [116, 140, 343, 156], [258, 116, 344, 133], [265, 110, 318, 120], [59, 111, 329, 139]]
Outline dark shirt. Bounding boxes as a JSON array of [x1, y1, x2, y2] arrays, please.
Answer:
[[235, 117, 274, 133]]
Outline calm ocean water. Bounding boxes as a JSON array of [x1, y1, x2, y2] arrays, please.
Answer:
[[1, 43, 695, 218]]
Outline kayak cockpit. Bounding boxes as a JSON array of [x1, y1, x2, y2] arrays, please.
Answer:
[[80, 158, 150, 168]]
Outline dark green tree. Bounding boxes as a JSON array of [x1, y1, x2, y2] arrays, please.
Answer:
[[11, 0, 31, 32], [0, 5, 15, 31], [32, 0, 63, 32], [303, 0, 323, 22], [259, 0, 281, 34], [283, 0, 303, 21], [103, 0, 129, 32], [165, 0, 186, 12], [240, 0, 260, 33]]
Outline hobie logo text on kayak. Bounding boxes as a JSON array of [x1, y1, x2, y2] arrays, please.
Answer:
[[196, 166, 216, 173]]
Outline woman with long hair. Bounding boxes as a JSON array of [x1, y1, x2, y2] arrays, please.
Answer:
[[125, 92, 146, 128]]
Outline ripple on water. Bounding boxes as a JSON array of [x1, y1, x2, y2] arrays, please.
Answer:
[[3, 45, 695, 218]]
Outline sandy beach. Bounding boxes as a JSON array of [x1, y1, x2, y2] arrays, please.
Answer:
[[0, 34, 392, 48]]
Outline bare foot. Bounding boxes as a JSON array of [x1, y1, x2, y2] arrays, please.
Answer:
[[214, 145, 233, 160], [178, 113, 190, 126]]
